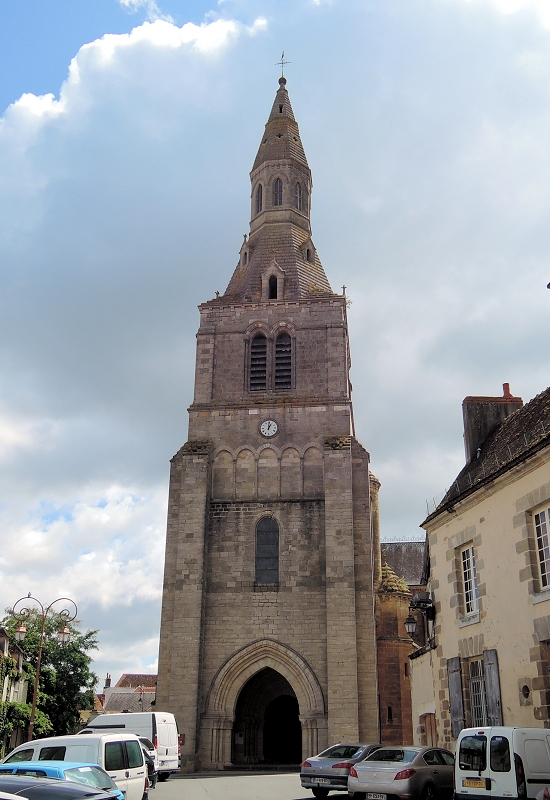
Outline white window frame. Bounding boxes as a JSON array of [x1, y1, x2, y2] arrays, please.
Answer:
[[461, 545, 479, 616], [534, 507, 550, 589]]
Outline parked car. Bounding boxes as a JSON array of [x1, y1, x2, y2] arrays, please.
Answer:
[[0, 762, 123, 800], [1, 733, 146, 800], [348, 746, 454, 800], [301, 743, 382, 798], [78, 713, 178, 781], [0, 775, 118, 800]]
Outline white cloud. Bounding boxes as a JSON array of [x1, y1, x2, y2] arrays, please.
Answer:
[[2, 0, 550, 681], [118, 0, 173, 23], [458, 0, 550, 27]]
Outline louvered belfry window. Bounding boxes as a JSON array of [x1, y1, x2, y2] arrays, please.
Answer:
[[256, 517, 279, 584], [295, 182, 302, 211], [273, 178, 283, 207], [250, 334, 267, 391], [275, 332, 292, 389]]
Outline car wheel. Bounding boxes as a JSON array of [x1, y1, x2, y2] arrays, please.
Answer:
[[157, 773, 170, 783], [420, 783, 437, 800], [311, 790, 329, 799]]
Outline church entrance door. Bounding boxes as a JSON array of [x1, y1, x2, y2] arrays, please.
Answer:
[[232, 667, 302, 765]]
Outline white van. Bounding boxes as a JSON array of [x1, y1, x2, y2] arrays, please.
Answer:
[[80, 713, 179, 780], [1, 733, 146, 800], [456, 727, 550, 800]]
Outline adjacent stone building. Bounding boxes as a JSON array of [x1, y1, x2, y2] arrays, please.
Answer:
[[410, 383, 550, 748]]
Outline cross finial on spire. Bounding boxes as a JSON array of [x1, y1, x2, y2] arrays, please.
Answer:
[[276, 51, 290, 78]]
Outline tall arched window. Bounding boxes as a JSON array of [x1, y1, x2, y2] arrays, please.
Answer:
[[275, 332, 292, 389], [250, 334, 267, 391], [256, 517, 279, 584], [256, 184, 263, 214], [273, 178, 283, 207], [295, 182, 302, 211], [268, 275, 278, 300]]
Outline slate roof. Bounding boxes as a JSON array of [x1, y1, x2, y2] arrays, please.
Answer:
[[103, 691, 156, 714], [252, 79, 308, 170], [224, 224, 333, 302], [424, 385, 550, 524], [381, 541, 427, 586]]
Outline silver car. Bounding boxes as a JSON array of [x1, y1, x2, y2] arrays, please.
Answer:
[[301, 743, 382, 798], [348, 746, 454, 800]]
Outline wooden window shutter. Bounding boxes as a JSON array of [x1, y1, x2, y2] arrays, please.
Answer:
[[447, 656, 465, 739], [483, 649, 503, 726]]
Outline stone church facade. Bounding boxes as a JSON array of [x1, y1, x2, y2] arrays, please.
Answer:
[[156, 78, 409, 772]]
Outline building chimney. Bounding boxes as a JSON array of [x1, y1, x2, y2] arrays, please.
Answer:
[[462, 383, 523, 463], [104, 673, 111, 689]]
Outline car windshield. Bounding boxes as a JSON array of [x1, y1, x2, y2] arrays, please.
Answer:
[[5, 749, 35, 763], [318, 745, 364, 759], [140, 739, 154, 751], [63, 767, 117, 792], [366, 749, 417, 763]]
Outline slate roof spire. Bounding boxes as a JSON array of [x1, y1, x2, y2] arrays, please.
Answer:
[[223, 78, 333, 302]]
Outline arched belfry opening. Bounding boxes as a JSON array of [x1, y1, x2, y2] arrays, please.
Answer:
[[232, 668, 302, 765]]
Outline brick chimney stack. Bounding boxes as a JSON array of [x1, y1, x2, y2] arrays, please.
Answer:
[[462, 383, 523, 463]]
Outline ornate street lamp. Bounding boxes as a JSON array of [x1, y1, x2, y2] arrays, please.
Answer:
[[404, 613, 417, 637], [404, 592, 436, 648], [9, 594, 78, 741]]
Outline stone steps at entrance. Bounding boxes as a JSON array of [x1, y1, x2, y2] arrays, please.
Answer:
[[223, 764, 300, 772]]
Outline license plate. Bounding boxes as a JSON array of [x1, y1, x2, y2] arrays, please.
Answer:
[[367, 794, 387, 799], [463, 779, 486, 789], [313, 778, 330, 785]]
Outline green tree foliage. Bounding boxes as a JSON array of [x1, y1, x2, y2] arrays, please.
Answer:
[[3, 702, 52, 739], [3, 610, 99, 737]]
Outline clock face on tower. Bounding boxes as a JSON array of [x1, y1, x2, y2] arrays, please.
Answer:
[[260, 419, 278, 437]]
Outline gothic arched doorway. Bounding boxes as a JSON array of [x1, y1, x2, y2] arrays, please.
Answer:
[[232, 667, 302, 764]]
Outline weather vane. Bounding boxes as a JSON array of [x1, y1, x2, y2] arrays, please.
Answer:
[[276, 51, 290, 77]]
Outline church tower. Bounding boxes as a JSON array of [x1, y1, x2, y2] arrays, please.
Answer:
[[156, 77, 380, 771]]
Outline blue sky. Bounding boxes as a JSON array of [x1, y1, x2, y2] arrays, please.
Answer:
[[1, 0, 550, 684]]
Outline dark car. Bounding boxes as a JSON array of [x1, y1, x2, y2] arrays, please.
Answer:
[[301, 743, 382, 798], [0, 775, 118, 800]]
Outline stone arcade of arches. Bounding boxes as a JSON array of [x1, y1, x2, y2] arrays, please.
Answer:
[[199, 639, 327, 768]]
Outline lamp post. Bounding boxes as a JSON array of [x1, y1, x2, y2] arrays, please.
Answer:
[[404, 592, 436, 648], [10, 594, 78, 741]]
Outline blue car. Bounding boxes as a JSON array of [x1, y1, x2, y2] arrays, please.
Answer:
[[0, 761, 123, 800]]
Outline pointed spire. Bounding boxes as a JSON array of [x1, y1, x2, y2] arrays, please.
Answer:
[[252, 77, 307, 171], [222, 79, 333, 302]]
